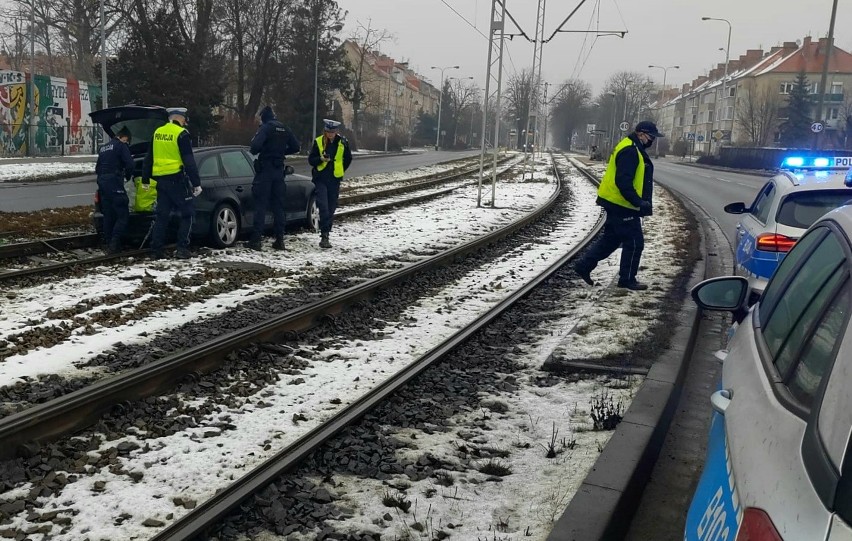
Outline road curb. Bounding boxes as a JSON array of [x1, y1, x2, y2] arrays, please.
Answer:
[[546, 189, 709, 541]]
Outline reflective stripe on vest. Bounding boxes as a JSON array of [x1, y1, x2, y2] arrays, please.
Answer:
[[597, 137, 645, 210], [315, 136, 345, 178], [151, 122, 185, 177]]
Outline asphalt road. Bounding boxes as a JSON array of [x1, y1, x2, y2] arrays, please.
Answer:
[[625, 158, 771, 539], [0, 149, 481, 213]]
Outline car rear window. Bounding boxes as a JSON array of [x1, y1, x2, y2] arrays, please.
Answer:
[[776, 191, 852, 229]]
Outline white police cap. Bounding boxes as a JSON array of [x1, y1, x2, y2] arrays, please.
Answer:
[[323, 119, 342, 131], [167, 107, 188, 117]]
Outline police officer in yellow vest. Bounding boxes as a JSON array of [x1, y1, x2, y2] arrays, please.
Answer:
[[574, 120, 663, 291], [141, 107, 202, 260], [308, 119, 352, 249]]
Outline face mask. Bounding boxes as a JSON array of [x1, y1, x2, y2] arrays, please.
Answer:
[[641, 135, 654, 148]]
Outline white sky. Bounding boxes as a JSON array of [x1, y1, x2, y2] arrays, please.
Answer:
[[338, 0, 850, 95], [0, 155, 693, 540]]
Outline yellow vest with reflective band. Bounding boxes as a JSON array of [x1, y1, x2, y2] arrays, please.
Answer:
[[597, 137, 645, 210], [151, 122, 186, 177], [315, 136, 345, 178]]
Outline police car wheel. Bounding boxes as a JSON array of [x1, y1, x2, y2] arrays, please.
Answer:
[[307, 195, 320, 232], [210, 203, 240, 248]]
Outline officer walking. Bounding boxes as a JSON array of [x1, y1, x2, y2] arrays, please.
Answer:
[[308, 119, 352, 249], [95, 126, 135, 253], [247, 105, 300, 251], [141, 107, 202, 260], [574, 120, 663, 291]]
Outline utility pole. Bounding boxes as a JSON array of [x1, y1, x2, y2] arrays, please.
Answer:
[[29, 0, 35, 156], [100, 0, 107, 109], [522, 0, 546, 180], [477, 0, 507, 207], [814, 0, 839, 150]]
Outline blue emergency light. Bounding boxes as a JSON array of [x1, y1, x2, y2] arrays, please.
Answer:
[[781, 155, 852, 170]]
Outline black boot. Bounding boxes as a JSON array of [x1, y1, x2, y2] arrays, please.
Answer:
[[247, 239, 262, 251], [175, 248, 191, 259], [107, 239, 121, 255], [617, 279, 648, 291], [319, 233, 331, 249], [272, 235, 285, 251]]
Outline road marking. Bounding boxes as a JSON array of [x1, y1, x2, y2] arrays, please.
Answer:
[[57, 193, 93, 198], [716, 177, 732, 183]]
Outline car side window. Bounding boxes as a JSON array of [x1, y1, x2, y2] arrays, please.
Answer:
[[817, 312, 852, 472], [760, 230, 848, 407], [759, 227, 826, 324], [750, 181, 776, 223], [198, 156, 220, 179], [220, 151, 254, 178]]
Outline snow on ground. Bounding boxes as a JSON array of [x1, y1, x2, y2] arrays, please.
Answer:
[[0, 159, 539, 386], [1, 156, 693, 540], [0, 162, 96, 181]]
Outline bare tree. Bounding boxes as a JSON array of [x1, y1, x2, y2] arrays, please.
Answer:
[[446, 78, 478, 146], [550, 80, 592, 150], [504, 68, 537, 147], [736, 80, 780, 146], [0, 15, 29, 71], [341, 21, 393, 137], [219, 0, 290, 119]]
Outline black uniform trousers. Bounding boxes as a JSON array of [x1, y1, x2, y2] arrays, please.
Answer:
[[97, 173, 129, 249], [313, 176, 341, 234], [251, 165, 287, 241], [151, 174, 195, 253], [577, 213, 645, 283]]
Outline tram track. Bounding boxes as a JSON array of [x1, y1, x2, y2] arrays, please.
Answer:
[[0, 153, 700, 539], [2, 152, 656, 538]]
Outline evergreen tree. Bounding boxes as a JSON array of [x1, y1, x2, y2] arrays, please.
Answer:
[[779, 71, 813, 147], [107, 9, 226, 140]]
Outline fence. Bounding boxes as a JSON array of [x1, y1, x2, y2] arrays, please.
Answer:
[[0, 123, 105, 158]]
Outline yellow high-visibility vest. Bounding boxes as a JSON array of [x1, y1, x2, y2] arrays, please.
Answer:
[[597, 137, 645, 210], [151, 122, 186, 177], [315, 136, 345, 178]]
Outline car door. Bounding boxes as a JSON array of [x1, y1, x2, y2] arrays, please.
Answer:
[[219, 149, 256, 229], [722, 224, 852, 539], [735, 180, 778, 280]]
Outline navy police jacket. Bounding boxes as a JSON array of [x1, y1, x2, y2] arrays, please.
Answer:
[[96, 136, 135, 184], [250, 119, 300, 169]]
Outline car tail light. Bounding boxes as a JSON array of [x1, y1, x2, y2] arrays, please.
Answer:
[[735, 508, 783, 541], [756, 233, 797, 253]]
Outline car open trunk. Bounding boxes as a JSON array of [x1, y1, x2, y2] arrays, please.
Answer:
[[89, 105, 169, 158]]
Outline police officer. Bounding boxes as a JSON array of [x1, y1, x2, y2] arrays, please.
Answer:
[[308, 119, 352, 249], [574, 120, 663, 291], [247, 105, 300, 251], [141, 107, 202, 260], [95, 126, 135, 253]]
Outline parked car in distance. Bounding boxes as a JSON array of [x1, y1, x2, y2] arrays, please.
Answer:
[[726, 155, 852, 299], [89, 105, 318, 249], [685, 201, 852, 541]]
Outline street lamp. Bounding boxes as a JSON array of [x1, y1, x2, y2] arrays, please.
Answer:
[[430, 65, 459, 150], [702, 16, 732, 154], [312, 13, 344, 138], [100, 0, 107, 110], [648, 65, 679, 156]]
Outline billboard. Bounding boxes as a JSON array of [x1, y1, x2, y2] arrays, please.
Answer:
[[0, 70, 102, 156]]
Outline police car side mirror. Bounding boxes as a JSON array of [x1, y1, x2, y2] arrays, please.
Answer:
[[691, 276, 749, 312], [284, 165, 294, 176], [724, 202, 748, 214]]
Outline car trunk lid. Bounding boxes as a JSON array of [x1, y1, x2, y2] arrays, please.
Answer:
[[89, 105, 169, 157]]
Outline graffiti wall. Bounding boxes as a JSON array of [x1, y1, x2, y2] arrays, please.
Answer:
[[0, 70, 102, 156]]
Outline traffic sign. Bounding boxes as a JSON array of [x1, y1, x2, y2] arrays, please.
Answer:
[[619, 121, 630, 132], [713, 130, 724, 141], [586, 123, 596, 134], [811, 122, 824, 134], [686, 133, 695, 141], [697, 135, 705, 142]]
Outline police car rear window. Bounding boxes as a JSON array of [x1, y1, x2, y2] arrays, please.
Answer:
[[776, 191, 852, 229]]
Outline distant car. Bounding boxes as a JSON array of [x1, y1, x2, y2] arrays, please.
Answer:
[[89, 105, 318, 248], [686, 200, 852, 541], [726, 155, 852, 299]]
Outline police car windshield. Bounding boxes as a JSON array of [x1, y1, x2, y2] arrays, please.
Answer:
[[776, 191, 852, 229]]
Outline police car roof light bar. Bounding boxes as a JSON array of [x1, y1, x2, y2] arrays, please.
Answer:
[[780, 155, 852, 171]]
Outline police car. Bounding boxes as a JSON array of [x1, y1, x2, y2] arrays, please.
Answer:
[[685, 200, 852, 541], [726, 155, 852, 299]]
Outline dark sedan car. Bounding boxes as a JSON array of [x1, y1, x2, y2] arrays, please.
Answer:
[[90, 105, 318, 248]]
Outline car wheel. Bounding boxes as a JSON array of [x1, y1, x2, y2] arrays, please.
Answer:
[[210, 203, 240, 248], [307, 195, 320, 232]]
